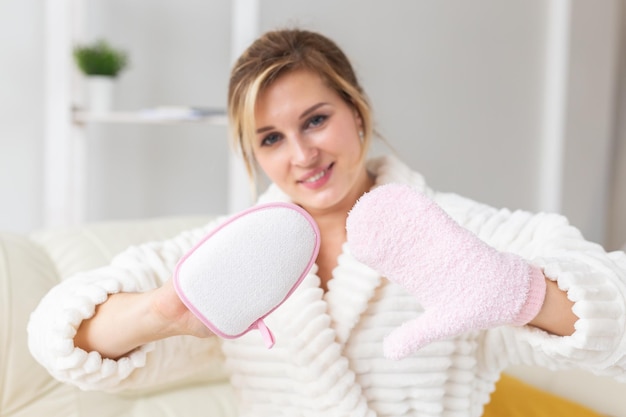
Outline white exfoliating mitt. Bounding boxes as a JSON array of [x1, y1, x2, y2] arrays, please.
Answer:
[[173, 202, 320, 348]]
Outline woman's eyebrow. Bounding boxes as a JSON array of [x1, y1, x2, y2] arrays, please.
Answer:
[[300, 102, 328, 120], [256, 103, 329, 134]]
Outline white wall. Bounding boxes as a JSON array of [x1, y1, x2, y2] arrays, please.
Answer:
[[607, 1, 626, 251], [559, 2, 621, 248], [0, 0, 624, 249], [0, 0, 45, 233]]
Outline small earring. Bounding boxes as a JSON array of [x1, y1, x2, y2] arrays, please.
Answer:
[[359, 131, 364, 142]]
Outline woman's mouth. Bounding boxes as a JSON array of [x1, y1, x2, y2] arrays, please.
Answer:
[[304, 170, 327, 183], [299, 163, 334, 188]]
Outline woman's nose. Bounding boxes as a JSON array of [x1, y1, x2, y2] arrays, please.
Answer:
[[290, 136, 318, 165]]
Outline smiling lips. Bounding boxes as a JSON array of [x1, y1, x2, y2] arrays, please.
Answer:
[[299, 163, 334, 189]]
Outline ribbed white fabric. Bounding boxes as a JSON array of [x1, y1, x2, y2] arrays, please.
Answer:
[[28, 156, 626, 417]]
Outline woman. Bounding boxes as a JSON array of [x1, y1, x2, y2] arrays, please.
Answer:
[[28, 29, 626, 417]]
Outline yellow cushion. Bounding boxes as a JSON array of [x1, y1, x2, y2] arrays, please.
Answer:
[[483, 374, 605, 417]]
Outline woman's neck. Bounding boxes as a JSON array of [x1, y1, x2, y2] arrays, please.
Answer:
[[309, 168, 375, 290]]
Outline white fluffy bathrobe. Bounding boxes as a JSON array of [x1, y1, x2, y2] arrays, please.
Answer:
[[28, 156, 626, 417]]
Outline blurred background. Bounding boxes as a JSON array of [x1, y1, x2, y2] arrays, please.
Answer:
[[0, 0, 625, 250]]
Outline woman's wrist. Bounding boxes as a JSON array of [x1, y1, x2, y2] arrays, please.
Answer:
[[528, 278, 577, 336]]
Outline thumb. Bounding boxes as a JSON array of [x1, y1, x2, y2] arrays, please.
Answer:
[[383, 310, 465, 360]]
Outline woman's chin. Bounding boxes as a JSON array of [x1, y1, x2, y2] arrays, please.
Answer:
[[295, 189, 353, 214]]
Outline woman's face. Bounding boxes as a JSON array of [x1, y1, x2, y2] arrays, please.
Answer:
[[252, 69, 370, 215]]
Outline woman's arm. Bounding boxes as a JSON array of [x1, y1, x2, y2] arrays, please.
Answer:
[[28, 217, 227, 391], [74, 278, 213, 360], [440, 192, 626, 377]]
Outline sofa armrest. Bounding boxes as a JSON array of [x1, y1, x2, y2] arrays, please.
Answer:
[[0, 232, 78, 416]]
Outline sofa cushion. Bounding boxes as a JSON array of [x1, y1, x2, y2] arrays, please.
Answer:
[[30, 216, 213, 278], [483, 373, 606, 417]]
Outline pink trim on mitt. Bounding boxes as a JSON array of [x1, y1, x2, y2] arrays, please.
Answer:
[[513, 265, 547, 325], [173, 202, 320, 346]]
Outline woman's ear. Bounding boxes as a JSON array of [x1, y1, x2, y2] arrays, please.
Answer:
[[354, 107, 364, 131]]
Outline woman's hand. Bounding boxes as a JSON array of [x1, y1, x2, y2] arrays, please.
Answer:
[[347, 184, 548, 360]]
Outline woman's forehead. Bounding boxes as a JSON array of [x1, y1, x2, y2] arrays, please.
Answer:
[[256, 70, 337, 111]]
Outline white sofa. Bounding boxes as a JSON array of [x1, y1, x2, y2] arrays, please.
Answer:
[[1, 216, 625, 417]]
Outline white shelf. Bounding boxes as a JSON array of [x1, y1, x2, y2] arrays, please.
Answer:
[[73, 108, 228, 126], [45, 0, 258, 227]]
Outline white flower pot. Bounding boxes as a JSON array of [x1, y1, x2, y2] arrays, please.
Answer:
[[86, 76, 115, 113]]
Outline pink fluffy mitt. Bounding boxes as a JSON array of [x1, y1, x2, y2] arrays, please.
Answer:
[[346, 184, 546, 360]]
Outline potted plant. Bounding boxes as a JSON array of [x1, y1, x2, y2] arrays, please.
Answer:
[[73, 39, 129, 113]]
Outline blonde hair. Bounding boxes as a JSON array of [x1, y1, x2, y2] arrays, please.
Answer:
[[228, 28, 374, 187]]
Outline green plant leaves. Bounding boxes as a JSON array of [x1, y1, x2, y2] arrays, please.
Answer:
[[73, 39, 128, 77]]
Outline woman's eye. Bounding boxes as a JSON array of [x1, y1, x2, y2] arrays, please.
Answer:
[[307, 114, 327, 128], [261, 133, 281, 147]]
